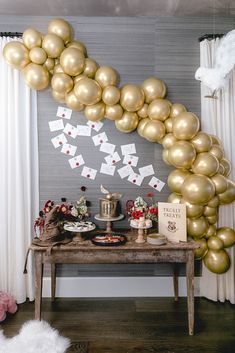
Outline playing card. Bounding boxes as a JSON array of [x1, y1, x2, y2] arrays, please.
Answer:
[[149, 176, 165, 192], [61, 143, 77, 156], [139, 164, 155, 178], [123, 154, 139, 167], [92, 132, 108, 146], [68, 155, 85, 169], [127, 173, 144, 186], [81, 166, 97, 180], [100, 142, 116, 155], [51, 133, 67, 148], [57, 106, 72, 120], [87, 120, 104, 132], [63, 123, 78, 139], [121, 143, 136, 155], [48, 119, 64, 132], [117, 165, 134, 179], [77, 125, 91, 136], [105, 152, 121, 165], [100, 163, 116, 176]]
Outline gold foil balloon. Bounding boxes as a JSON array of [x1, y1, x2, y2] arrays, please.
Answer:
[[137, 103, 148, 119], [84, 101, 105, 121], [22, 28, 42, 49], [95, 66, 118, 88], [29, 47, 47, 65], [203, 250, 230, 274], [42, 34, 65, 58], [102, 86, 120, 105], [207, 195, 220, 208], [187, 216, 209, 238], [204, 206, 217, 217], [115, 111, 139, 133], [167, 193, 182, 203], [142, 120, 166, 142], [60, 47, 85, 76], [22, 63, 49, 90], [182, 174, 215, 205], [191, 132, 212, 153], [44, 57, 55, 72], [65, 90, 84, 111], [51, 73, 73, 94], [105, 104, 123, 120], [170, 103, 187, 119], [172, 112, 200, 140], [209, 144, 224, 161], [167, 169, 191, 195], [120, 84, 145, 112], [67, 40, 87, 56], [218, 164, 225, 175], [220, 158, 232, 177], [181, 199, 204, 219], [137, 118, 150, 137], [53, 64, 64, 74], [211, 174, 228, 194], [206, 214, 218, 224], [218, 180, 235, 204], [3, 41, 30, 70], [164, 118, 173, 132], [74, 77, 102, 105], [191, 152, 219, 177], [148, 98, 171, 121], [162, 133, 178, 149], [168, 141, 196, 169], [207, 236, 224, 251], [73, 74, 86, 84], [52, 90, 65, 103], [83, 58, 99, 78], [194, 238, 208, 259], [162, 149, 171, 165], [205, 225, 217, 238], [48, 18, 73, 44], [142, 77, 166, 103], [210, 134, 222, 146], [216, 227, 235, 248]]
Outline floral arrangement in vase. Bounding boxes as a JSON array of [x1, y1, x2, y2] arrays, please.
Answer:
[[126, 193, 158, 228]]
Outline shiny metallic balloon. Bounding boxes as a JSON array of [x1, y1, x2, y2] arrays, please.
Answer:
[[216, 227, 235, 248], [67, 40, 87, 56], [52, 90, 66, 103], [211, 174, 228, 194], [167, 193, 182, 203], [137, 118, 150, 137], [44, 57, 55, 72], [73, 74, 87, 84], [60, 47, 85, 76], [187, 216, 209, 238], [168, 141, 196, 169], [218, 180, 235, 204], [95, 66, 118, 88], [120, 84, 145, 112], [192, 152, 219, 177], [65, 89, 84, 111], [182, 174, 215, 205], [162, 133, 178, 149], [191, 132, 212, 153], [83, 58, 99, 78], [142, 77, 166, 103], [29, 47, 47, 65], [205, 224, 217, 238], [162, 149, 171, 165], [194, 238, 208, 259], [51, 73, 73, 94], [164, 117, 173, 132], [22, 63, 49, 90], [148, 98, 171, 121], [220, 158, 232, 177], [137, 103, 149, 119], [23, 28, 42, 49], [203, 206, 218, 217], [105, 104, 123, 120], [102, 86, 120, 105], [84, 101, 105, 121], [3, 41, 30, 70], [207, 236, 224, 251], [203, 249, 230, 274], [53, 64, 64, 74], [74, 77, 102, 106], [48, 18, 73, 44], [206, 214, 218, 224], [42, 34, 65, 58], [169, 103, 187, 119], [115, 111, 139, 133], [167, 169, 191, 195], [209, 144, 224, 161], [172, 112, 200, 140], [207, 195, 220, 208], [142, 120, 166, 142], [181, 199, 204, 219], [210, 134, 222, 146]]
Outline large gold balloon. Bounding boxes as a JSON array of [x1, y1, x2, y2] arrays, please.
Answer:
[[204, 206, 217, 217], [191, 132, 212, 153], [142, 77, 166, 103], [192, 152, 219, 177], [67, 40, 87, 57], [48, 18, 73, 44], [207, 236, 224, 251], [218, 180, 235, 204], [137, 118, 150, 137], [60, 47, 85, 76], [167, 193, 182, 203], [182, 174, 215, 205], [22, 28, 42, 49], [148, 99, 171, 121], [42, 34, 65, 58], [203, 250, 230, 274], [205, 224, 217, 238], [164, 118, 173, 132], [211, 174, 228, 194], [65, 89, 84, 111], [102, 86, 120, 105], [216, 227, 235, 248], [83, 58, 99, 78], [84, 101, 105, 121], [51, 73, 73, 94], [137, 103, 148, 119], [172, 112, 200, 140], [3, 41, 30, 70], [22, 63, 49, 90], [207, 195, 220, 208], [52, 90, 65, 103], [209, 144, 224, 161], [29, 47, 47, 65], [142, 120, 166, 142], [115, 111, 139, 133], [44, 58, 55, 72], [220, 158, 232, 177], [187, 216, 209, 238], [168, 141, 196, 169], [162, 133, 178, 149], [95, 66, 118, 88], [74, 77, 102, 106], [169, 103, 187, 119], [194, 238, 208, 259], [120, 84, 145, 112], [162, 149, 171, 165], [105, 104, 123, 120], [181, 199, 204, 219], [167, 169, 191, 195]]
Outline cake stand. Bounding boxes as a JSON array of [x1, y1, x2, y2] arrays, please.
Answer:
[[131, 224, 152, 243], [94, 214, 124, 232], [64, 222, 96, 242]]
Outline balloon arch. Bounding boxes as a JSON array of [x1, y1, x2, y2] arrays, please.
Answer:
[[3, 18, 235, 274]]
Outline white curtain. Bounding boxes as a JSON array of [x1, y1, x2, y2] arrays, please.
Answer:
[[0, 37, 39, 303], [199, 38, 235, 303]]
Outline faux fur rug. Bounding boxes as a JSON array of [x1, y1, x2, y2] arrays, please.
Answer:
[[0, 320, 70, 353]]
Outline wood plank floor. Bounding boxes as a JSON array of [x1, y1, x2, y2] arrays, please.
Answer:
[[1, 298, 234, 353]]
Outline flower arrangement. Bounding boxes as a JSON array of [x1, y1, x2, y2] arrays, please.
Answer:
[[126, 193, 158, 223]]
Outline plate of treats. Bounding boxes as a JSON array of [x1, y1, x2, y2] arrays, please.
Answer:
[[91, 233, 127, 246], [64, 221, 96, 232]]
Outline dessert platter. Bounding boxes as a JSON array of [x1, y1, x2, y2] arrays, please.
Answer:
[[64, 221, 96, 232], [91, 233, 127, 246]]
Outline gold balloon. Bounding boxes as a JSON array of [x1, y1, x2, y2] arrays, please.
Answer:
[[3, 41, 30, 70], [142, 120, 166, 142], [52, 90, 65, 103], [53, 64, 64, 74], [204, 206, 217, 217], [120, 84, 145, 112], [74, 77, 102, 106], [162, 149, 171, 165], [42, 34, 65, 58], [60, 47, 85, 76], [205, 224, 217, 238], [216, 227, 235, 248], [137, 103, 149, 119], [73, 74, 87, 84], [172, 112, 200, 140], [203, 250, 230, 274], [220, 158, 232, 177], [194, 238, 208, 259], [191, 152, 219, 177], [211, 174, 228, 194], [181, 199, 204, 219], [48, 18, 73, 44], [115, 111, 139, 133], [29, 47, 47, 65], [210, 134, 222, 146], [167, 169, 191, 195], [137, 118, 150, 137], [22, 63, 49, 90], [187, 216, 209, 238], [182, 174, 215, 205], [207, 236, 224, 250], [218, 164, 225, 175], [105, 104, 123, 120], [65, 89, 84, 111], [84, 101, 105, 121], [169, 103, 187, 119], [164, 118, 173, 133], [142, 77, 166, 103], [167, 193, 182, 203], [168, 141, 196, 169], [148, 98, 171, 121], [206, 214, 218, 224], [191, 132, 212, 153], [22, 28, 42, 49], [44, 58, 55, 72], [162, 133, 178, 149], [95, 66, 118, 88], [102, 86, 120, 105], [83, 58, 99, 78], [51, 73, 73, 94], [207, 195, 220, 208], [209, 144, 224, 161], [67, 40, 87, 56], [218, 180, 235, 204]]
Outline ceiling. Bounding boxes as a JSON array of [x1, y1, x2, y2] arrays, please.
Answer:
[[0, 0, 235, 17]]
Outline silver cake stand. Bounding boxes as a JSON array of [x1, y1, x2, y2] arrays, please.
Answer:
[[94, 214, 124, 232]]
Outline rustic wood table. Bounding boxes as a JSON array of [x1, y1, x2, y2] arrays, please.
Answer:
[[29, 233, 199, 335]]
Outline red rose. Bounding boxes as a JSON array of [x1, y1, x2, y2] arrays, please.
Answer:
[[132, 210, 143, 219]]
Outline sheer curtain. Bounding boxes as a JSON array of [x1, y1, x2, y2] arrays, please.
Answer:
[[0, 37, 39, 303], [199, 38, 235, 303]]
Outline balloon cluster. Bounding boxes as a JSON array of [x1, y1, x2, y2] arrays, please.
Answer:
[[3, 19, 235, 274]]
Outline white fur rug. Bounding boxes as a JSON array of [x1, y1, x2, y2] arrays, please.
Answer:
[[0, 320, 70, 353]]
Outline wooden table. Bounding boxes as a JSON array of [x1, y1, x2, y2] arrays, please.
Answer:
[[29, 234, 199, 335]]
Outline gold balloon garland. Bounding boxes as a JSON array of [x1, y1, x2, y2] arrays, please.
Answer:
[[3, 18, 235, 274]]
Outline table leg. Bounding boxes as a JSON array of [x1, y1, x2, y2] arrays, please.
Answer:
[[34, 251, 43, 321], [186, 250, 194, 335], [51, 263, 56, 302], [173, 264, 179, 302]]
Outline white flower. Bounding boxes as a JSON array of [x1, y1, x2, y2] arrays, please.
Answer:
[[71, 206, 78, 217]]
